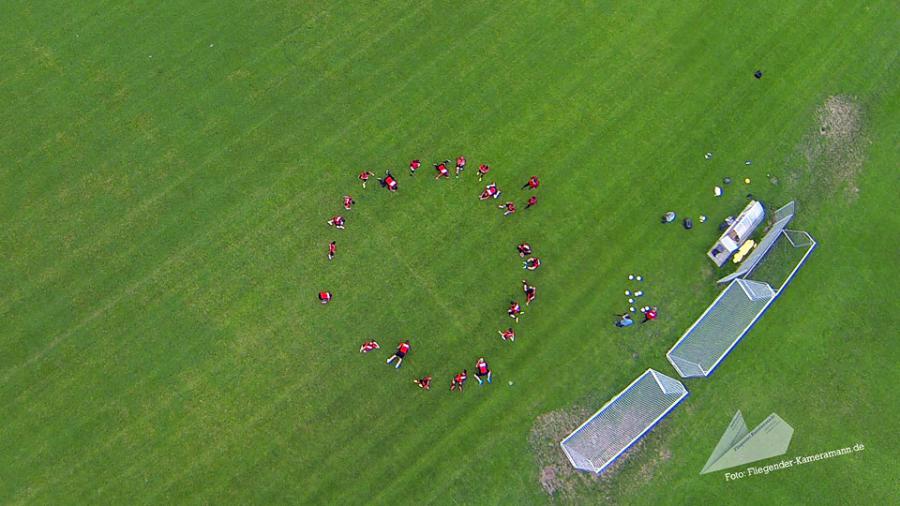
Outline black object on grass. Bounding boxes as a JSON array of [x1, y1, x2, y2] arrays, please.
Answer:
[[754, 70, 763, 79]]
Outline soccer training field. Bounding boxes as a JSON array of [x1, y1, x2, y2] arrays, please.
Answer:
[[1, 1, 897, 504]]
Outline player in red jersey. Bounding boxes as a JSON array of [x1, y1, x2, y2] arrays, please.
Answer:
[[359, 170, 375, 188], [359, 339, 380, 353], [474, 358, 492, 385], [413, 375, 432, 390], [477, 164, 490, 182], [378, 170, 398, 192], [318, 291, 333, 304], [450, 369, 468, 392], [525, 195, 537, 209], [499, 201, 516, 216], [522, 175, 540, 190], [455, 156, 466, 178], [327, 215, 345, 229], [524, 257, 541, 271], [642, 306, 658, 323], [517, 242, 532, 257], [508, 301, 524, 322], [386, 340, 411, 369], [327, 241, 336, 260], [522, 280, 536, 305], [434, 161, 450, 180], [343, 195, 355, 210], [498, 327, 516, 342], [409, 159, 421, 175], [480, 182, 501, 200]]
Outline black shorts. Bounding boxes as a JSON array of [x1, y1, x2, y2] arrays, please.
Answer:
[[476, 370, 489, 377], [396, 351, 406, 358]]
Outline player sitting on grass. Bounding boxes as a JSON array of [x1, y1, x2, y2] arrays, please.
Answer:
[[409, 159, 421, 175], [508, 301, 524, 322], [499, 201, 516, 216], [434, 161, 450, 180], [343, 195, 355, 210], [499, 328, 516, 342], [455, 155, 466, 177], [327, 241, 336, 260], [450, 370, 467, 392], [522, 280, 536, 305], [480, 182, 501, 200], [474, 358, 492, 385], [318, 291, 333, 304], [360, 339, 380, 353], [327, 215, 345, 229], [525, 195, 537, 209], [641, 306, 658, 323], [522, 175, 540, 190], [413, 375, 432, 390], [523, 257, 541, 271], [477, 164, 490, 181], [359, 170, 375, 188], [386, 340, 411, 369], [517, 242, 532, 257], [615, 313, 634, 327], [378, 171, 398, 192]]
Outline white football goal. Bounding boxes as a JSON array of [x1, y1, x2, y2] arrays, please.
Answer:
[[560, 369, 688, 474]]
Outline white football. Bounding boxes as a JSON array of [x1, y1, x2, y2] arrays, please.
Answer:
[[625, 290, 631, 296], [508, 381, 513, 386], [628, 298, 635, 304], [628, 275, 634, 280], [637, 276, 643, 281], [630, 306, 636, 312]]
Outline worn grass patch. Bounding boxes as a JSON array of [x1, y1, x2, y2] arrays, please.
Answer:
[[788, 95, 868, 203], [529, 405, 675, 502]]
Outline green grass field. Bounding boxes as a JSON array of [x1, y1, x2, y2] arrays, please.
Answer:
[[1, 1, 898, 504]]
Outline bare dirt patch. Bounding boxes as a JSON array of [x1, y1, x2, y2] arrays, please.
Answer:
[[789, 95, 868, 203]]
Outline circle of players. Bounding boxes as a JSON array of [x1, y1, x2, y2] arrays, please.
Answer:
[[318, 156, 542, 392]]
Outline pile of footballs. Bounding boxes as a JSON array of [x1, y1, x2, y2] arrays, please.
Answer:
[[624, 274, 653, 315]]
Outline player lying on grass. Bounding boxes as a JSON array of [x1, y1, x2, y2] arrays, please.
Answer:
[[327, 241, 336, 260], [327, 215, 345, 229], [522, 280, 536, 305], [508, 301, 524, 322], [517, 242, 532, 257], [450, 370, 467, 392], [475, 358, 492, 385], [343, 195, 355, 210], [360, 339, 380, 353], [455, 155, 466, 177], [477, 164, 490, 181], [413, 375, 432, 390], [386, 340, 411, 369], [359, 170, 375, 188], [525, 195, 537, 209], [409, 159, 421, 175], [480, 182, 501, 200], [434, 161, 450, 180], [498, 327, 515, 342], [318, 291, 333, 304], [378, 171, 398, 192], [523, 257, 541, 270], [499, 201, 516, 216], [641, 306, 658, 323]]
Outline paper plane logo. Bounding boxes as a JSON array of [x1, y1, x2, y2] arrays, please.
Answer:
[[700, 411, 794, 474]]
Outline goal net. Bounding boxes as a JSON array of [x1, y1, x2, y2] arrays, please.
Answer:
[[560, 369, 688, 474], [668, 202, 816, 378], [666, 279, 774, 377]]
